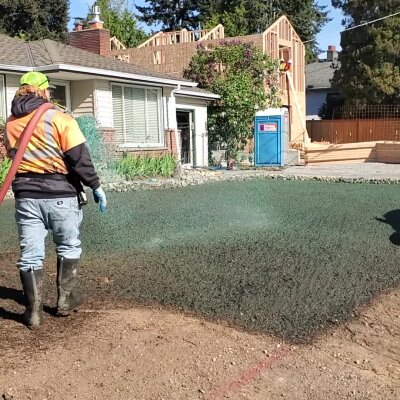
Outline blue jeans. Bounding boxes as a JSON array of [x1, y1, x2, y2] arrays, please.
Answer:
[[15, 197, 83, 271]]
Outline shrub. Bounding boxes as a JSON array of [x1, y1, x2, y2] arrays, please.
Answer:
[[184, 41, 281, 157], [115, 154, 177, 180], [76, 115, 111, 167], [0, 157, 11, 186], [0, 118, 6, 161], [75, 114, 119, 182]]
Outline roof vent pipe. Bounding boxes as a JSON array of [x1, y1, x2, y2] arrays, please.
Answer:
[[89, 5, 104, 29], [92, 6, 101, 22]]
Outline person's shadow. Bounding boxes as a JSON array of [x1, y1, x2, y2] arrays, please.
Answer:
[[0, 286, 25, 323], [375, 209, 400, 245], [0, 286, 56, 325]]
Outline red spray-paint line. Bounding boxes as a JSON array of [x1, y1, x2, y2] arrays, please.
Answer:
[[0, 103, 54, 204], [206, 347, 291, 400]]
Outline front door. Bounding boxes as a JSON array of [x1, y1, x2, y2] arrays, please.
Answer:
[[177, 111, 193, 165]]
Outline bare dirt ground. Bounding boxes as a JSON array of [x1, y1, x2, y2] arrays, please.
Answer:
[[1, 288, 399, 400], [1, 179, 400, 399]]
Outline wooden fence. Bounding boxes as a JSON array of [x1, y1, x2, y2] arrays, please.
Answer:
[[307, 119, 400, 144]]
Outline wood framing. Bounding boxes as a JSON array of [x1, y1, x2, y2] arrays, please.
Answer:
[[305, 141, 400, 165], [112, 16, 306, 144], [305, 142, 378, 165], [138, 24, 225, 47]]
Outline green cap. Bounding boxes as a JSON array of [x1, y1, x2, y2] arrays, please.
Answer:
[[20, 72, 55, 90]]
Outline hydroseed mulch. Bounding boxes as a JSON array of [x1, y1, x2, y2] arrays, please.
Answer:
[[1, 179, 399, 342]]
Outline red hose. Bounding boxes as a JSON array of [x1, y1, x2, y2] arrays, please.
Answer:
[[0, 103, 54, 204]]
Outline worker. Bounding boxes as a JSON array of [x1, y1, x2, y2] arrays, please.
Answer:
[[279, 58, 292, 72], [4, 71, 107, 328]]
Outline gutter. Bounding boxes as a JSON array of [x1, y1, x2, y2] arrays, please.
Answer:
[[34, 64, 197, 88], [0, 65, 32, 72], [175, 89, 220, 100], [306, 86, 332, 91]]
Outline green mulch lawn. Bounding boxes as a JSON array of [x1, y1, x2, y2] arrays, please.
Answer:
[[1, 179, 399, 341]]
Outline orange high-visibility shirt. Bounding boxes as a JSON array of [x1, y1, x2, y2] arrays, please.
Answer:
[[5, 109, 86, 174]]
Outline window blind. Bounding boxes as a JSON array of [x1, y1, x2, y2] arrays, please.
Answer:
[[112, 84, 163, 146]]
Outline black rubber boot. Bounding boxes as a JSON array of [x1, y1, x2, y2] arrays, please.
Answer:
[[56, 257, 84, 316], [19, 268, 44, 328]]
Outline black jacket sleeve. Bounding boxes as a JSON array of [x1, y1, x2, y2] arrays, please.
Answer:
[[64, 143, 100, 190]]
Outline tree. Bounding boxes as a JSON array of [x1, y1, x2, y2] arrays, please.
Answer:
[[318, 93, 345, 119], [0, 0, 69, 42], [184, 41, 281, 158], [89, 0, 148, 47], [135, 0, 200, 31], [199, 0, 273, 36], [331, 0, 400, 105], [202, 2, 248, 37]]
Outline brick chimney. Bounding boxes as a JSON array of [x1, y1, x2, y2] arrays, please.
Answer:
[[326, 45, 338, 62], [68, 6, 111, 56]]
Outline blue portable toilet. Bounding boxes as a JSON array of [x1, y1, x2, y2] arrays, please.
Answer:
[[254, 108, 289, 166]]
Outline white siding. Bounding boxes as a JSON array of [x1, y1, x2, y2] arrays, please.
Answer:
[[163, 87, 176, 129], [176, 97, 209, 167], [5, 74, 20, 116], [94, 80, 113, 128], [71, 80, 94, 117]]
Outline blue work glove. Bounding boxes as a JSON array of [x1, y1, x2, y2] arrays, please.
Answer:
[[93, 187, 107, 212]]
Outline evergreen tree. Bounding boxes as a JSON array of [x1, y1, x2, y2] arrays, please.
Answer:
[[202, 1, 248, 37], [135, 0, 200, 31], [331, 0, 400, 105], [89, 1, 148, 47], [0, 0, 69, 42], [199, 0, 272, 37]]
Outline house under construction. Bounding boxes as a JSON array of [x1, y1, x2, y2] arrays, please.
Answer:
[[112, 16, 306, 145]]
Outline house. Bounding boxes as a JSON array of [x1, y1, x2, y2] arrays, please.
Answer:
[[305, 45, 341, 120], [0, 19, 219, 167], [111, 16, 307, 146]]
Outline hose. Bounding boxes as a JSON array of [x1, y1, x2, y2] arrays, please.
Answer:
[[0, 103, 54, 204]]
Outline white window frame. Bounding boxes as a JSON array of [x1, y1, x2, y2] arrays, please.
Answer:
[[111, 83, 164, 148], [50, 79, 71, 111], [0, 75, 6, 123]]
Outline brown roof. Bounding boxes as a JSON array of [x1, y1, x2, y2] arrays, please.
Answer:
[[0, 35, 32, 67], [0, 34, 194, 84]]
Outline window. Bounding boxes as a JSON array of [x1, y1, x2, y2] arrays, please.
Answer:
[[49, 80, 71, 111], [0, 75, 6, 123], [112, 84, 164, 147], [153, 50, 165, 65], [114, 54, 130, 63]]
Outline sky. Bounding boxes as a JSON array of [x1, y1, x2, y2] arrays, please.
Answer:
[[68, 0, 344, 56]]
